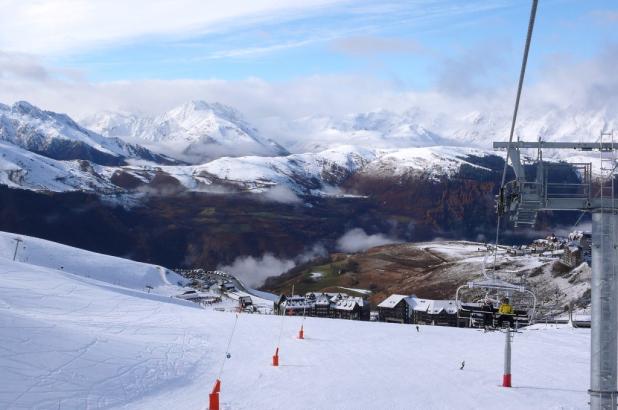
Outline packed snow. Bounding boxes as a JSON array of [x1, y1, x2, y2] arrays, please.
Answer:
[[0, 231, 186, 294], [0, 231, 593, 409]]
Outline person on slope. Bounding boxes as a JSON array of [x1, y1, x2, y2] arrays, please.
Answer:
[[497, 297, 515, 328]]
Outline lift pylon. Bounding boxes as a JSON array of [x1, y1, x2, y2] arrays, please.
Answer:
[[494, 134, 618, 409]]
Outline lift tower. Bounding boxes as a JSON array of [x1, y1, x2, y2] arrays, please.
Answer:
[[494, 135, 617, 410]]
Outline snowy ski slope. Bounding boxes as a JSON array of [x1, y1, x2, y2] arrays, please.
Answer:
[[0, 231, 186, 294], [0, 232, 590, 409]]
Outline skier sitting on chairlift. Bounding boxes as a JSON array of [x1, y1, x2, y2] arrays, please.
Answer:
[[482, 299, 494, 328], [497, 297, 515, 328]]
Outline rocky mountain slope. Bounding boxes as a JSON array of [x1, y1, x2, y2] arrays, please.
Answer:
[[263, 241, 591, 317], [0, 100, 594, 275]]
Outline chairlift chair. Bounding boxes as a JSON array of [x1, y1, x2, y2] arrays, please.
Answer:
[[455, 251, 537, 328]]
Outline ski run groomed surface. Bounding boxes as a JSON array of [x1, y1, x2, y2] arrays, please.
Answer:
[[0, 231, 590, 409]]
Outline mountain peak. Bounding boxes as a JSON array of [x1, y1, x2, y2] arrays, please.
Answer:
[[11, 100, 43, 116], [168, 100, 244, 124], [83, 101, 289, 164], [0, 100, 177, 166]]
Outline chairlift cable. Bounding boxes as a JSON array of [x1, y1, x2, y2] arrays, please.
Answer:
[[493, 0, 539, 269], [217, 312, 240, 379]]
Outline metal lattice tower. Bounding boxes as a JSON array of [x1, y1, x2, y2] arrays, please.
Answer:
[[494, 136, 618, 409], [590, 130, 618, 409]]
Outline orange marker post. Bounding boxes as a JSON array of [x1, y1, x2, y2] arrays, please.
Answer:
[[209, 379, 221, 410], [298, 325, 304, 340], [272, 347, 279, 366]]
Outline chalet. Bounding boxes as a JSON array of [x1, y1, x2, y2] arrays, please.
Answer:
[[222, 283, 236, 292], [411, 298, 460, 327], [281, 295, 312, 316], [332, 296, 367, 320], [561, 245, 582, 268], [377, 294, 415, 324], [314, 293, 332, 318], [276, 292, 369, 321], [175, 290, 221, 305], [239, 296, 253, 309], [568, 231, 592, 263]]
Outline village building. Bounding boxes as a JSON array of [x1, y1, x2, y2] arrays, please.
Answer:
[[333, 296, 367, 320], [561, 245, 583, 268], [314, 293, 332, 317], [175, 290, 221, 305], [377, 294, 415, 324], [239, 295, 253, 309], [277, 292, 369, 321], [411, 298, 460, 327]]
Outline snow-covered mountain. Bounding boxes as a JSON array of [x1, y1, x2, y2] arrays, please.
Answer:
[[277, 106, 616, 155], [189, 145, 492, 194], [1, 99, 613, 197], [0, 141, 496, 196], [283, 110, 460, 153], [0, 101, 178, 166], [0, 141, 116, 193], [83, 101, 289, 164]]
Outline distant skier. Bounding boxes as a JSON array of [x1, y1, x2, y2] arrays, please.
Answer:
[[416, 325, 419, 332], [460, 361, 465, 370]]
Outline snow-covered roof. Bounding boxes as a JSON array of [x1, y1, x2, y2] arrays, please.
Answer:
[[567, 246, 580, 253], [334, 297, 363, 311], [176, 291, 219, 301], [377, 294, 413, 308], [315, 294, 331, 305], [411, 298, 460, 314]]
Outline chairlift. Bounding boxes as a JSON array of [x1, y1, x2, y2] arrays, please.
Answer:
[[455, 250, 537, 328]]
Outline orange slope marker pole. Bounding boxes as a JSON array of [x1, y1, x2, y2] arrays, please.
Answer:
[[298, 324, 304, 340], [209, 379, 221, 410]]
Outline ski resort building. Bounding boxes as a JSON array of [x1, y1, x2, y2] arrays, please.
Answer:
[[377, 294, 416, 324], [561, 245, 583, 268], [376, 295, 462, 327], [411, 298, 460, 326], [333, 296, 370, 320], [278, 292, 370, 321], [174, 290, 221, 305]]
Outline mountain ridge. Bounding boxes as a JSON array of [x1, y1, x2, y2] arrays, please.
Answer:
[[82, 100, 289, 164]]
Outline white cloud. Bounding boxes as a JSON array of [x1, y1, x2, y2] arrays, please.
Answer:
[[0, 0, 349, 55], [218, 253, 295, 288], [0, 42, 616, 152], [336, 228, 400, 253], [261, 185, 302, 204], [218, 244, 327, 287]]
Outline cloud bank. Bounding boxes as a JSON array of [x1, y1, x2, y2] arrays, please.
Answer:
[[336, 228, 400, 253], [0, 42, 617, 153], [218, 244, 327, 287]]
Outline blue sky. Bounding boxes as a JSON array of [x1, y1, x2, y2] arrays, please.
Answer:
[[43, 0, 618, 90], [0, 0, 616, 120]]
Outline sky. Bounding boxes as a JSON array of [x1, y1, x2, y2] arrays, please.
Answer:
[[0, 0, 617, 126]]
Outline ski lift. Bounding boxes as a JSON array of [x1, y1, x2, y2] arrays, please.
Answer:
[[455, 251, 537, 328]]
